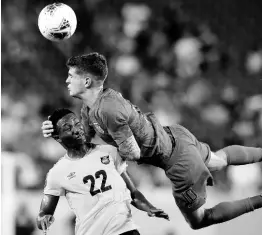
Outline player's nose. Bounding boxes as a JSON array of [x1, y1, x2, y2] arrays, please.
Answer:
[[66, 77, 70, 84], [73, 128, 79, 136]]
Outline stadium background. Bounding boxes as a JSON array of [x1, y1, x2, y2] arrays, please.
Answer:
[[1, 0, 262, 234]]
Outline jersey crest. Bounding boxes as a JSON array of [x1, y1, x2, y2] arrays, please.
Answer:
[[101, 155, 110, 165], [67, 172, 76, 180]]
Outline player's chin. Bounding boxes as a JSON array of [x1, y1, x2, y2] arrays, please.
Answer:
[[68, 90, 75, 96], [69, 91, 81, 98]]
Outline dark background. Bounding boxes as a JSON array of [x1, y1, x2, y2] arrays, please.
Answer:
[[2, 1, 262, 234]]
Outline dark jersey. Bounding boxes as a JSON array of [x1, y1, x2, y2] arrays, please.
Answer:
[[80, 88, 213, 213], [80, 88, 172, 162]]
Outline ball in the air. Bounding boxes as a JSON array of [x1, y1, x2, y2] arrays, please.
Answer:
[[38, 3, 77, 41]]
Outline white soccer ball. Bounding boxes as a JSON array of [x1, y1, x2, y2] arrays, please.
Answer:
[[38, 3, 77, 41]]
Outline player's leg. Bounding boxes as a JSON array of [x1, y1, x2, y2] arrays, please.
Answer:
[[207, 146, 262, 172], [182, 194, 262, 230], [221, 145, 262, 166], [119, 230, 140, 235], [165, 139, 262, 229]]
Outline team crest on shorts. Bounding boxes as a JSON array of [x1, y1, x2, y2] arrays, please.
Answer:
[[93, 122, 104, 134], [101, 155, 110, 164]]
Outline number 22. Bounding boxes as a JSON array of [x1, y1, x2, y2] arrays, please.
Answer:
[[83, 170, 112, 196]]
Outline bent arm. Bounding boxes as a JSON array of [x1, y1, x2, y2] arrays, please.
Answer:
[[36, 194, 59, 229], [100, 101, 141, 161], [121, 171, 169, 220], [118, 135, 141, 161], [121, 171, 155, 210]]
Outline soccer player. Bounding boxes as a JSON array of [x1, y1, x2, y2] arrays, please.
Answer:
[[42, 52, 262, 230], [37, 108, 169, 235]]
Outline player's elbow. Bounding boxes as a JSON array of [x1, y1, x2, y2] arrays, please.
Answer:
[[120, 149, 140, 161], [118, 136, 141, 161], [129, 149, 141, 161], [187, 213, 213, 230], [184, 208, 208, 230]]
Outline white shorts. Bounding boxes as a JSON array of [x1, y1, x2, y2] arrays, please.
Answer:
[[75, 200, 137, 235]]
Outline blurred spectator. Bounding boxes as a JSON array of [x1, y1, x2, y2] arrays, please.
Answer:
[[2, 0, 262, 192], [246, 47, 262, 74], [174, 34, 203, 78], [15, 204, 35, 235]]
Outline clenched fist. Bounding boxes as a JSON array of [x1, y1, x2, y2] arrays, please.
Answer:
[[36, 214, 55, 231], [41, 120, 54, 138]]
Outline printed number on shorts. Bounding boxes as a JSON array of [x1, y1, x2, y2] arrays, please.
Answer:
[[83, 170, 112, 196]]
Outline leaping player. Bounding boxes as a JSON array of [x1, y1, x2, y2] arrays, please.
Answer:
[[37, 109, 169, 235], [42, 52, 262, 229]]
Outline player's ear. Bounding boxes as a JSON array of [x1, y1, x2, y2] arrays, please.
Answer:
[[85, 77, 92, 88]]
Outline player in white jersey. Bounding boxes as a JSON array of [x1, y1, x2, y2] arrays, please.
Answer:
[[36, 109, 169, 235]]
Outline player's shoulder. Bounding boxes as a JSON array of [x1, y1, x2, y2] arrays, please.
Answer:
[[88, 145, 118, 165], [47, 155, 67, 177], [94, 144, 118, 156], [99, 89, 125, 108], [98, 89, 130, 118]]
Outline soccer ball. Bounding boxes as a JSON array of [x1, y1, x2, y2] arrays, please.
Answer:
[[38, 3, 77, 41]]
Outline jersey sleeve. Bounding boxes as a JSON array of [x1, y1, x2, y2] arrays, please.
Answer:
[[44, 168, 65, 196], [99, 99, 133, 146]]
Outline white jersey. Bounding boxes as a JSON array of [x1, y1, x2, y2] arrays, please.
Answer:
[[44, 145, 137, 235]]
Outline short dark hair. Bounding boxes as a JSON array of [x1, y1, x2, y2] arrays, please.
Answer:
[[49, 108, 74, 137], [66, 52, 108, 82]]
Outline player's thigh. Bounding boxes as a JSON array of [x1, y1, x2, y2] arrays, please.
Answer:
[[166, 143, 212, 213], [119, 230, 140, 235], [206, 150, 228, 172]]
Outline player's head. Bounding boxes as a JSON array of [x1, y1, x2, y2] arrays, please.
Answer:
[[66, 52, 108, 97], [49, 108, 86, 149]]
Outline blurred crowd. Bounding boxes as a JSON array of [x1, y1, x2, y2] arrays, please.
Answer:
[[2, 0, 262, 196]]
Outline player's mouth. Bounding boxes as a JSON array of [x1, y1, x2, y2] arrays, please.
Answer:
[[76, 132, 84, 140]]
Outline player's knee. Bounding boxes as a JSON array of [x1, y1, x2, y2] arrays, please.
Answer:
[[183, 208, 206, 230], [208, 151, 228, 171], [184, 207, 213, 230], [187, 220, 203, 230]]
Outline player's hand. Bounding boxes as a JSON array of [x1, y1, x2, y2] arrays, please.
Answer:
[[147, 208, 170, 221], [42, 120, 54, 138], [37, 214, 55, 231]]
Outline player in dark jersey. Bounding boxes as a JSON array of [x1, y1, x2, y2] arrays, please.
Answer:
[[42, 52, 262, 229]]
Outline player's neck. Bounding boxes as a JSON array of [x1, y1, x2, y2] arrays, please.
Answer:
[[81, 86, 103, 108], [67, 144, 92, 159]]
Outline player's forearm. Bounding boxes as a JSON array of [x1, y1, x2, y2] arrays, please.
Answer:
[[36, 194, 59, 229], [118, 136, 141, 161], [131, 190, 155, 212], [121, 172, 153, 211]]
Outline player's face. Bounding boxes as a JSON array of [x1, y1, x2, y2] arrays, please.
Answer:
[[66, 67, 86, 98], [56, 113, 86, 148]]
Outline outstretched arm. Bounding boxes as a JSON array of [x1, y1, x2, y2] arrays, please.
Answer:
[[121, 171, 169, 220], [36, 194, 59, 230]]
